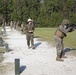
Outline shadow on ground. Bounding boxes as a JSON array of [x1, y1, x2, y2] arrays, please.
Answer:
[[20, 66, 26, 74], [34, 42, 41, 48], [7, 48, 13, 52], [63, 48, 76, 53]]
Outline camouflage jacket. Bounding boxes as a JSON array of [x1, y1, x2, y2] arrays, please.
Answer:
[[55, 24, 72, 38], [25, 23, 35, 33]]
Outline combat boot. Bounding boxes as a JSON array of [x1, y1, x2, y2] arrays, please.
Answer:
[[56, 55, 64, 61], [32, 46, 35, 49]]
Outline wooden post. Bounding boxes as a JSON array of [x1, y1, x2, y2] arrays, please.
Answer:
[[15, 59, 20, 75]]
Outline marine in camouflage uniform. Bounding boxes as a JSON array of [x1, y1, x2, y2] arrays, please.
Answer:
[[21, 22, 24, 34], [54, 19, 74, 61], [2, 21, 6, 35], [25, 18, 35, 49]]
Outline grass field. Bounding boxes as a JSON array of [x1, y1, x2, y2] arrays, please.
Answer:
[[34, 28, 76, 48], [0, 26, 76, 48]]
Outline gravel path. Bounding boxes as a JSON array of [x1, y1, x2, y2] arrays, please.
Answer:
[[1, 26, 76, 75]]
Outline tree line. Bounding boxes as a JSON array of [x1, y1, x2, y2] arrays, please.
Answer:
[[0, 0, 76, 27]]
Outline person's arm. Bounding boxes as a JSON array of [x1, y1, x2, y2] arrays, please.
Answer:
[[32, 22, 35, 31], [59, 25, 72, 33], [25, 25, 28, 33], [33, 24, 35, 31]]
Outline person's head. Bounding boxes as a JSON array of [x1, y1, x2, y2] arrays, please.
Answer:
[[27, 18, 33, 24], [61, 19, 69, 25]]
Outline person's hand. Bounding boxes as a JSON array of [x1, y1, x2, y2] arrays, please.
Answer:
[[29, 30, 33, 32]]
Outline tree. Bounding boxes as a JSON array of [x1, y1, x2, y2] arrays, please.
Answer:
[[0, 0, 76, 27]]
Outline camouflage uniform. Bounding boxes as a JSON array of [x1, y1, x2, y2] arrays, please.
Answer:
[[2, 22, 6, 35], [25, 21, 35, 49], [54, 19, 73, 61], [10, 21, 13, 30], [21, 23, 24, 34]]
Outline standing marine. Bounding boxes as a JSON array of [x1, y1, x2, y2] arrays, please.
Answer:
[[54, 19, 75, 62], [25, 18, 35, 49]]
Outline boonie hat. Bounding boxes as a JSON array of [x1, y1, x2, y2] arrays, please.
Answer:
[[27, 18, 33, 22]]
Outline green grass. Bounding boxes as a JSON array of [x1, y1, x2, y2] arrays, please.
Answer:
[[34, 28, 56, 42], [34, 28, 76, 48]]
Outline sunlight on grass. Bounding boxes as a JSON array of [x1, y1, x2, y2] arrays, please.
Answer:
[[34, 28, 76, 48]]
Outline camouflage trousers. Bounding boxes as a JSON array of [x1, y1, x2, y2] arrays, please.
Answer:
[[54, 35, 64, 56], [26, 33, 34, 47]]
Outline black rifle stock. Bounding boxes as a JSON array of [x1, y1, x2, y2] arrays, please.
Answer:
[[69, 24, 76, 32]]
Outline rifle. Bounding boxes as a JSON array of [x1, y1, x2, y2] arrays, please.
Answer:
[[66, 24, 76, 32]]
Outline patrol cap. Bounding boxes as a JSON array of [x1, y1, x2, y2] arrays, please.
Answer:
[[61, 19, 69, 25], [27, 18, 33, 22]]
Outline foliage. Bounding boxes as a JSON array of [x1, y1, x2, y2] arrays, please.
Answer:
[[0, 0, 76, 27]]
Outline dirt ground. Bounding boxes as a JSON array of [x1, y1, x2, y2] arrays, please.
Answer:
[[0, 26, 76, 75]]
